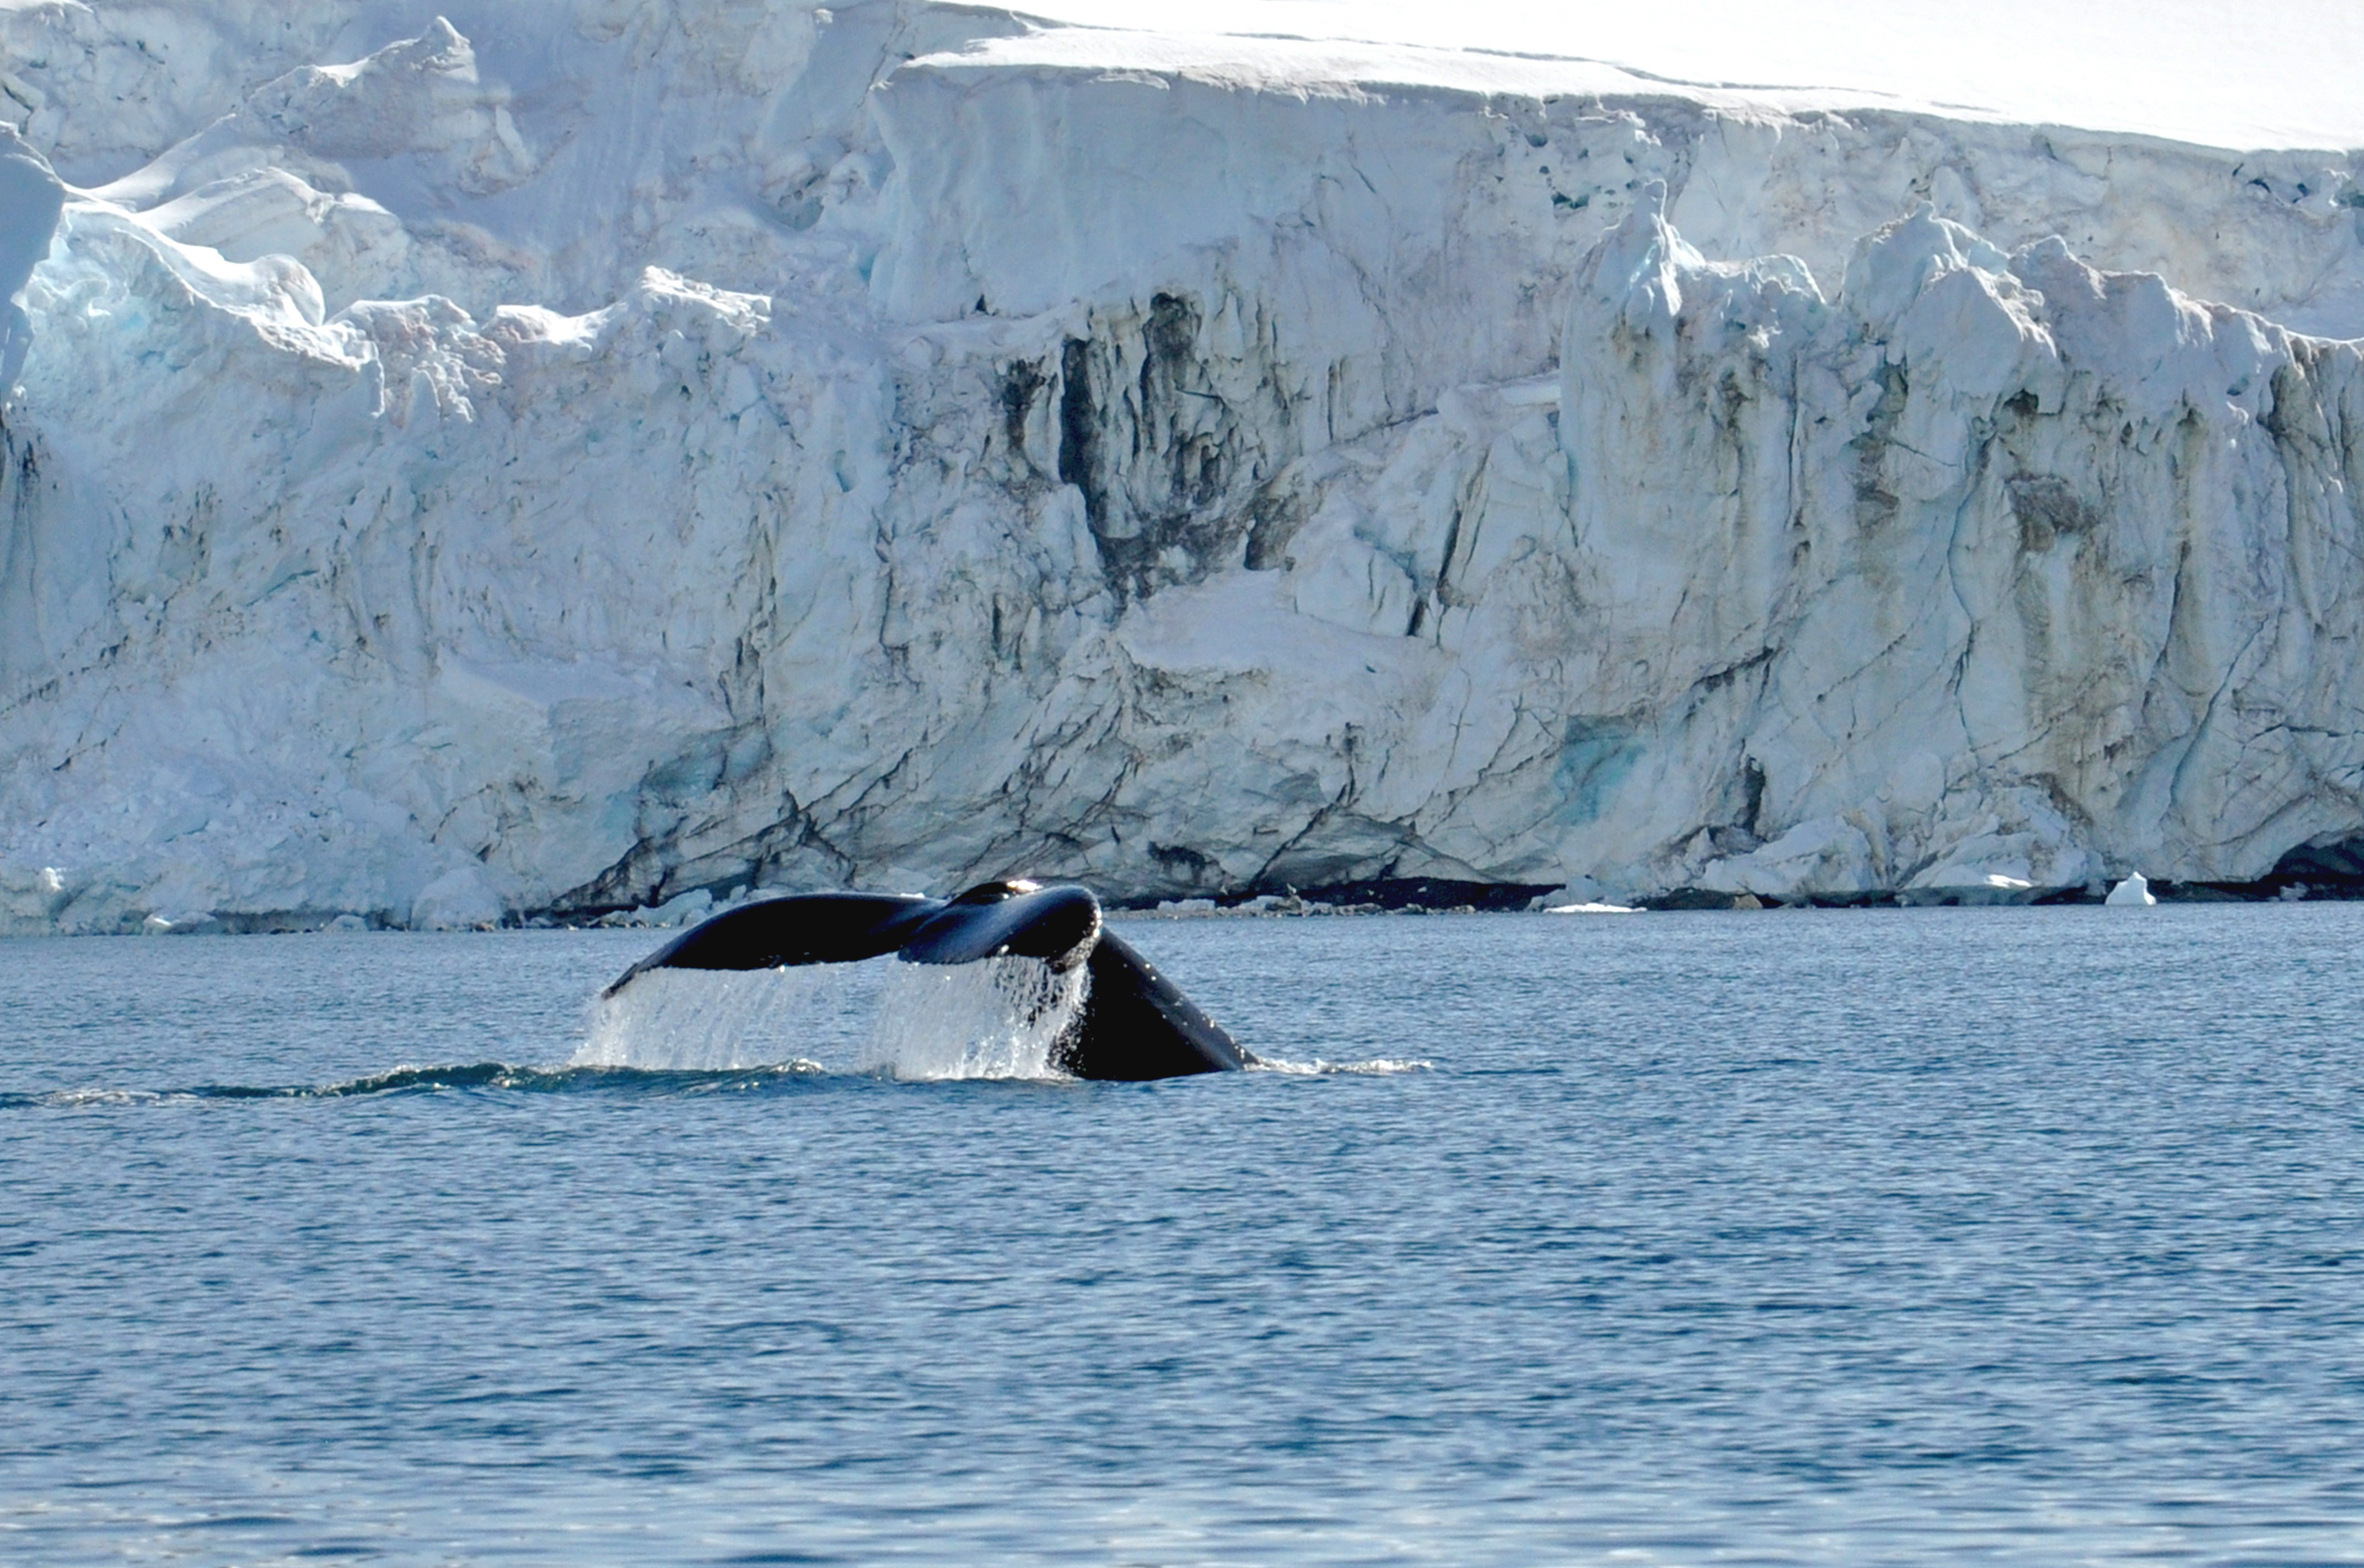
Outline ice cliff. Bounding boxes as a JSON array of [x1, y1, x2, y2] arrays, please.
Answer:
[[4, 2, 2363, 931]]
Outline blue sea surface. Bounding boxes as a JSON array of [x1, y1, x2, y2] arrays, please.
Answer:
[[3, 905, 2362, 1564]]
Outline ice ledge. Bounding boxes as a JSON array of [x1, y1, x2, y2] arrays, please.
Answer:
[[997, 0, 2364, 152], [0, 124, 63, 391], [900, 27, 1964, 122]]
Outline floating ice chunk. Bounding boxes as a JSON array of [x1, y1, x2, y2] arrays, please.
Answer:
[[650, 888, 714, 927], [410, 865, 505, 930], [2105, 874, 2158, 907], [1897, 869, 2039, 907], [1533, 877, 1636, 910], [593, 887, 714, 928], [139, 910, 219, 935]]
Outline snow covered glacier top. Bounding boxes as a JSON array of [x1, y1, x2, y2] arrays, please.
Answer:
[[1020, 0, 2364, 152], [1, 1, 2361, 933]]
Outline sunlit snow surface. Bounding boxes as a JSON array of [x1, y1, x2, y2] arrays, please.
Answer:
[[1019, 0, 2364, 150]]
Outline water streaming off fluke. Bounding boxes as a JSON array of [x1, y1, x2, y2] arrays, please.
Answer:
[[856, 956, 1089, 1081], [575, 955, 1088, 1081], [576, 962, 887, 1072]]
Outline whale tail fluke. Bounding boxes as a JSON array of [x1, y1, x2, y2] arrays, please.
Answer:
[[601, 881, 1245, 1081]]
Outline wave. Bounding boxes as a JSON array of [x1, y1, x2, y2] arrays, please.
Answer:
[[3, 1051, 1430, 1109], [8, 964, 1422, 1105], [0, 1061, 828, 1109], [0, 1054, 1427, 1102], [1244, 1055, 1433, 1076]]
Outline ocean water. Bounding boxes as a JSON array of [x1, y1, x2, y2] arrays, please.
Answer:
[[4, 904, 2362, 1565]]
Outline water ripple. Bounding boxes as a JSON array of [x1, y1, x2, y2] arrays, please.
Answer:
[[4, 911, 2363, 1564], [0, 1060, 829, 1109]]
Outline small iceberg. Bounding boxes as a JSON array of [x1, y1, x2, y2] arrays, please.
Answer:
[[1541, 901, 1641, 915], [2105, 873, 2158, 907]]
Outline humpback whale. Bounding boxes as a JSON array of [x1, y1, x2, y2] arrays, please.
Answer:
[[604, 880, 1247, 1080]]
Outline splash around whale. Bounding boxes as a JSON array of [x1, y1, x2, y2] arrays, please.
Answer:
[[600, 880, 1248, 1081]]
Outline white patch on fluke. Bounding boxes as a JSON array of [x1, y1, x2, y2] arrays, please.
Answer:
[[855, 957, 1089, 1082]]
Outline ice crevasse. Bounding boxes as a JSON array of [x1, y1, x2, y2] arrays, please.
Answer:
[[2, 1, 2362, 932]]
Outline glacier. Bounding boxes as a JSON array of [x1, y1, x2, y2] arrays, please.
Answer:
[[2, 1, 2362, 932]]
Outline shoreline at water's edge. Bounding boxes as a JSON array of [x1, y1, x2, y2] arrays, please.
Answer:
[[1111, 870, 2349, 915], [14, 867, 2364, 937]]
